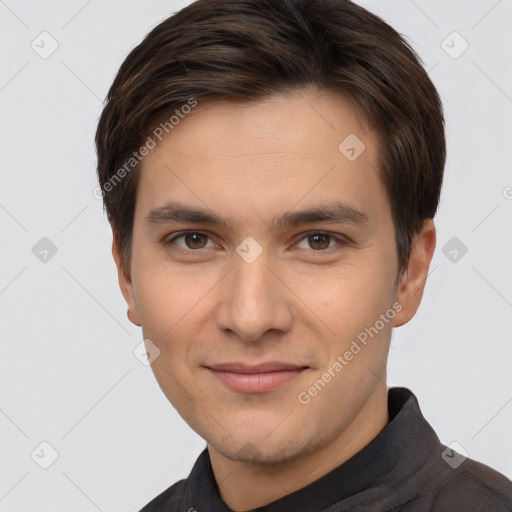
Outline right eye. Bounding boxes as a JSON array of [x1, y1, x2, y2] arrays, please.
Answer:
[[165, 231, 218, 252]]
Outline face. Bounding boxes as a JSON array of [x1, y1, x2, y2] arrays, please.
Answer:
[[114, 87, 432, 465]]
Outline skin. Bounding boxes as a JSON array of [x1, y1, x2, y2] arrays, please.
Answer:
[[112, 86, 436, 511]]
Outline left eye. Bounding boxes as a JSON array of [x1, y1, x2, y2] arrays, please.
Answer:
[[167, 231, 346, 252], [295, 232, 346, 251]]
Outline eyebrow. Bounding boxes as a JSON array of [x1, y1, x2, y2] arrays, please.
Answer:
[[144, 200, 370, 231]]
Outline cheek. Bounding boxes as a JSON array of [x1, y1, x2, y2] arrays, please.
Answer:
[[304, 262, 394, 337], [133, 265, 199, 346]]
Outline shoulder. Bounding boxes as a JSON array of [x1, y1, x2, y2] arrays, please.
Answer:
[[138, 479, 187, 512], [430, 457, 512, 511]]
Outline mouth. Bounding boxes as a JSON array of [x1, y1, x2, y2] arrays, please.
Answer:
[[204, 362, 310, 393]]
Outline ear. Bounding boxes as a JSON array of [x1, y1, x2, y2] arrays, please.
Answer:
[[393, 219, 436, 328], [111, 229, 141, 327]]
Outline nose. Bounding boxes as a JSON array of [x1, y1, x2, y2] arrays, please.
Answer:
[[214, 249, 293, 343]]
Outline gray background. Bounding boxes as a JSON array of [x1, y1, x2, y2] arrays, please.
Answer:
[[0, 0, 511, 510]]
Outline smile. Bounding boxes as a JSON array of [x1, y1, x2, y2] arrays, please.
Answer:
[[205, 363, 309, 393]]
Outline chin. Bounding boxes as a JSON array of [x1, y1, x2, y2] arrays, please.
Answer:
[[209, 433, 310, 466]]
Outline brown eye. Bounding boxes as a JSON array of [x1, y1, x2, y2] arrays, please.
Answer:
[[183, 232, 208, 249], [308, 234, 331, 250], [167, 231, 215, 251], [295, 232, 348, 253]]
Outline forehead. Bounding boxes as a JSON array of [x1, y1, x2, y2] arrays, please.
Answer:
[[157, 89, 372, 154], [142, 87, 376, 163], [135, 87, 387, 228]]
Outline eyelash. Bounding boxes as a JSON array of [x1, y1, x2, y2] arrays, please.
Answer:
[[165, 230, 349, 256]]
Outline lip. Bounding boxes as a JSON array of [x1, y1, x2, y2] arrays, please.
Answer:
[[205, 362, 309, 393]]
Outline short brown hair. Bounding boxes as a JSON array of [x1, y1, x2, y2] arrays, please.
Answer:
[[95, 0, 445, 280]]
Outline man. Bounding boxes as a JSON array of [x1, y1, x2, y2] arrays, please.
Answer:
[[95, 0, 512, 510]]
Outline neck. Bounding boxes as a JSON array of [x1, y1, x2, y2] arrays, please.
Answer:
[[208, 383, 389, 511]]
